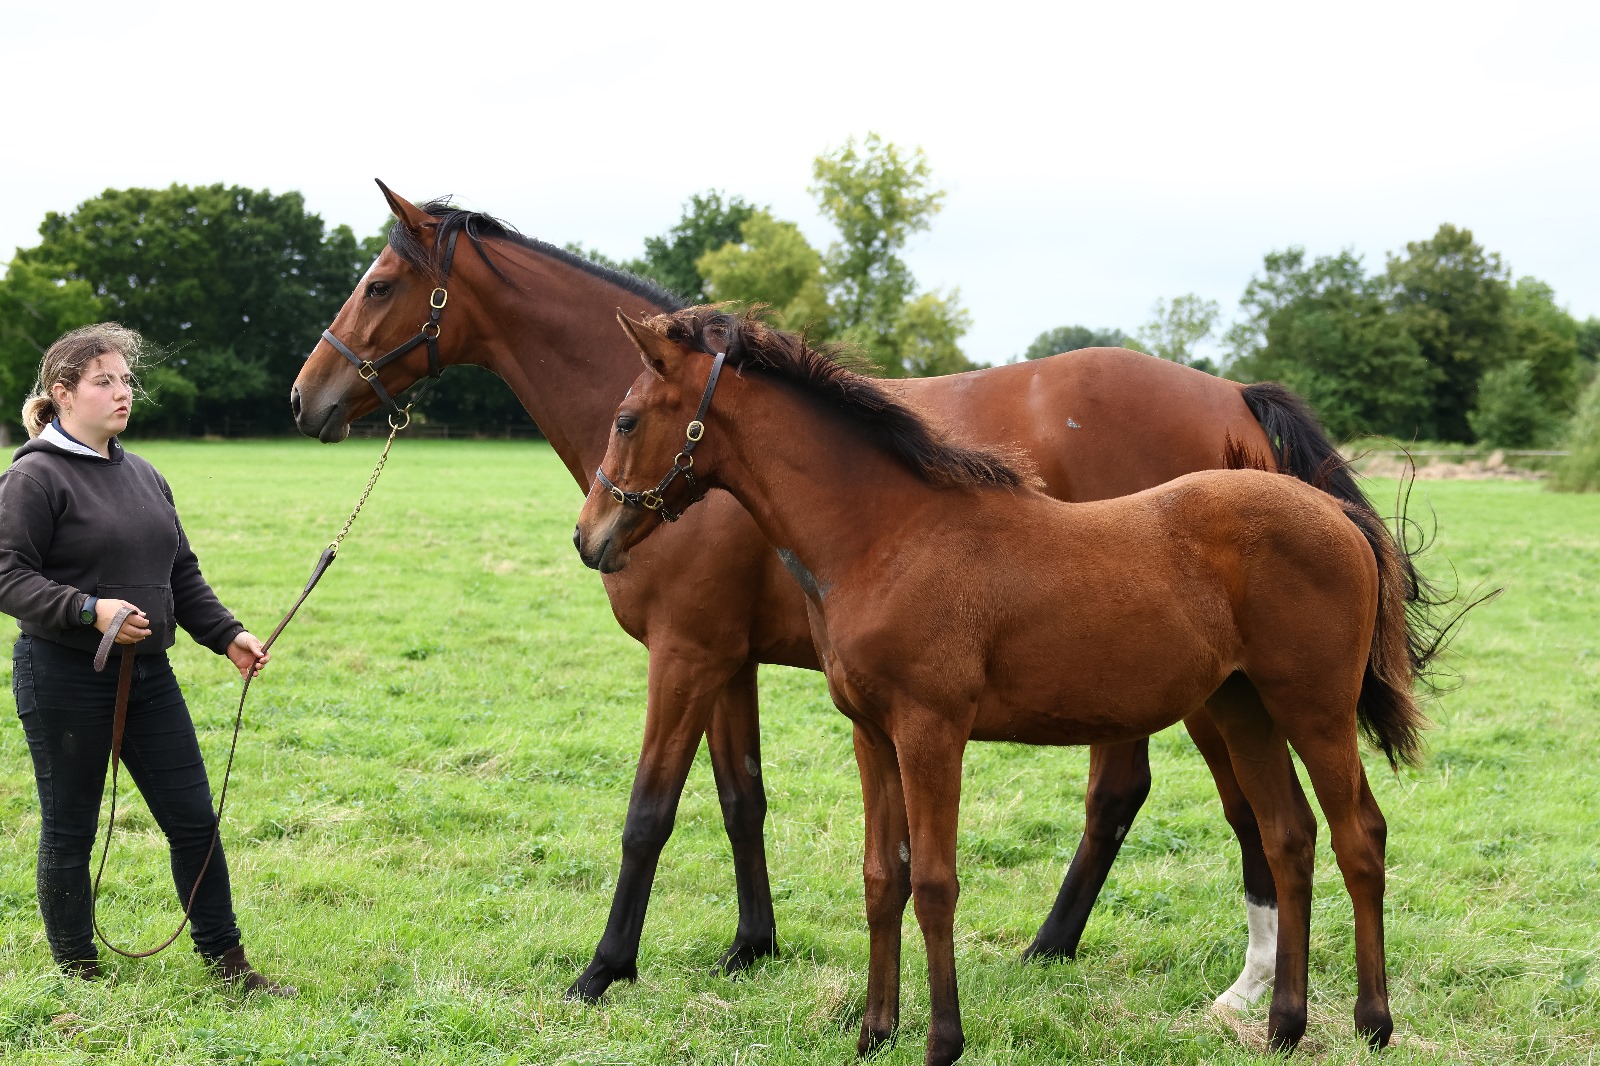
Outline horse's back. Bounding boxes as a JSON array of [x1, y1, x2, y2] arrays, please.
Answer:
[[897, 348, 1269, 502]]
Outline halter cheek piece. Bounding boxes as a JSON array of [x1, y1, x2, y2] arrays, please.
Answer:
[[594, 352, 727, 523], [319, 228, 462, 420]]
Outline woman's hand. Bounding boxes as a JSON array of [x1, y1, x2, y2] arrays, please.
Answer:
[[227, 631, 269, 679], [94, 598, 151, 645]]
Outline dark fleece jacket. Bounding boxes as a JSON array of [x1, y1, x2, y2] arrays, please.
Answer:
[[0, 433, 243, 656]]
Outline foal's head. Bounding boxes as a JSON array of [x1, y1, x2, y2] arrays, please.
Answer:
[[573, 311, 732, 573]]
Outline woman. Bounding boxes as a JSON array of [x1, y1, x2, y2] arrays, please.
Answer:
[[0, 323, 291, 994]]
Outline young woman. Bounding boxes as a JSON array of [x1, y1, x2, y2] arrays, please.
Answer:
[[0, 323, 291, 994]]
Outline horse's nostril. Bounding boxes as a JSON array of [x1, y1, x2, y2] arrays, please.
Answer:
[[289, 387, 302, 420], [572, 527, 582, 550]]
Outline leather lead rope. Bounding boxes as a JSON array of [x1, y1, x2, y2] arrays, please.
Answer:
[[90, 411, 411, 958]]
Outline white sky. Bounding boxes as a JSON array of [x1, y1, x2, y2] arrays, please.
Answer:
[[3, 0, 1596, 365]]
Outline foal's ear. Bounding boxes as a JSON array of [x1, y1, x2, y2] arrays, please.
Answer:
[[616, 312, 683, 380], [375, 179, 432, 235]]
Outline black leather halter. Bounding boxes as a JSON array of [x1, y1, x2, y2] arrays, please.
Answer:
[[320, 229, 461, 418], [594, 352, 727, 523]]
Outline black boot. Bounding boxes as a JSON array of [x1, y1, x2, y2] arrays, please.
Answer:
[[208, 945, 297, 997], [60, 957, 102, 980]]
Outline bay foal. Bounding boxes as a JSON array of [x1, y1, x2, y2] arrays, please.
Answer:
[[576, 308, 1425, 1063]]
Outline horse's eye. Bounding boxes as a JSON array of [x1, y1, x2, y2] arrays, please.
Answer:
[[366, 280, 392, 299], [616, 414, 637, 434]]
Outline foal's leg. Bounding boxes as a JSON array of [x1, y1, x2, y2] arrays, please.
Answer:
[[1023, 739, 1150, 962], [1278, 722, 1394, 1047], [1184, 710, 1280, 1009], [895, 722, 970, 1066], [567, 644, 743, 1002], [1206, 683, 1318, 1052], [852, 721, 912, 1055], [705, 661, 779, 975]]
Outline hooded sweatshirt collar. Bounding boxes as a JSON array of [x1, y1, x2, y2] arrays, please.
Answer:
[[13, 421, 124, 463]]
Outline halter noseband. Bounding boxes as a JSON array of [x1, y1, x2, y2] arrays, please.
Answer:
[[319, 228, 461, 418], [594, 352, 727, 523]]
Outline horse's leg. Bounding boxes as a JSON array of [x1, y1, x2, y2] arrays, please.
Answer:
[[1184, 710, 1280, 1009], [705, 660, 778, 974], [1277, 723, 1394, 1047], [895, 722, 969, 1066], [1022, 739, 1150, 962], [852, 720, 911, 1056], [566, 643, 741, 1002], [1205, 680, 1317, 1053]]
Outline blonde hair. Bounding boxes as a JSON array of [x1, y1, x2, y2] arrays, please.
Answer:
[[22, 323, 145, 438]]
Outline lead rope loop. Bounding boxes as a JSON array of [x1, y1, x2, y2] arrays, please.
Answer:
[[91, 407, 414, 958]]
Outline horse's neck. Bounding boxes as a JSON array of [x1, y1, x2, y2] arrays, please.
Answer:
[[713, 375, 939, 589], [473, 244, 673, 487]]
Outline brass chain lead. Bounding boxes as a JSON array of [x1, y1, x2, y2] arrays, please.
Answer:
[[329, 406, 411, 554]]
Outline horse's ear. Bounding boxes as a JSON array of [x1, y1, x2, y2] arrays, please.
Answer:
[[375, 179, 431, 235], [616, 312, 682, 380]]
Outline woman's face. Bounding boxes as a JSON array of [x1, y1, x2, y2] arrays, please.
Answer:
[[55, 354, 133, 440]]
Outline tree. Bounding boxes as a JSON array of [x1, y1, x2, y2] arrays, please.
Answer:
[[631, 191, 756, 303], [1469, 360, 1560, 448], [0, 257, 104, 438], [1228, 248, 1434, 440], [1551, 371, 1600, 492], [1018, 325, 1133, 361], [1505, 276, 1581, 415], [810, 134, 952, 375], [696, 211, 832, 333], [1135, 294, 1219, 370], [1382, 224, 1512, 441], [894, 292, 976, 377], [19, 184, 369, 432]]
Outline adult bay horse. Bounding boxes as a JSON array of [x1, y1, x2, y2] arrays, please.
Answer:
[[575, 308, 1428, 1062], [291, 183, 1385, 1007]]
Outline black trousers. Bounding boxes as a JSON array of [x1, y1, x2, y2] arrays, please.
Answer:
[[11, 634, 242, 964]]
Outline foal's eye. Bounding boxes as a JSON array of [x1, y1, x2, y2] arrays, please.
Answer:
[[616, 414, 637, 434], [366, 280, 392, 299]]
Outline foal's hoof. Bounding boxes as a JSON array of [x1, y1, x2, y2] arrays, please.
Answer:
[[712, 933, 778, 977], [925, 1025, 966, 1066], [857, 1021, 894, 1057], [1267, 1006, 1307, 1053], [564, 955, 636, 1004]]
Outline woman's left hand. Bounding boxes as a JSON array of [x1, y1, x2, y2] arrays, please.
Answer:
[[227, 631, 269, 679]]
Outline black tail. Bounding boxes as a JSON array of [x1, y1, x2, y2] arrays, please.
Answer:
[[1239, 381, 1459, 691]]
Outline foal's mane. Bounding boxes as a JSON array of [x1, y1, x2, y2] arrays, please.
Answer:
[[652, 307, 1032, 490], [388, 200, 686, 310]]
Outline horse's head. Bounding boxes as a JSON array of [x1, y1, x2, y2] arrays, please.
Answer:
[[291, 181, 483, 441], [575, 312, 728, 573]]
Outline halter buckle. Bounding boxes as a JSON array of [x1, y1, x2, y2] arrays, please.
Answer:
[[357, 362, 380, 382], [686, 420, 705, 442], [640, 491, 664, 511], [430, 288, 449, 310], [609, 485, 626, 504]]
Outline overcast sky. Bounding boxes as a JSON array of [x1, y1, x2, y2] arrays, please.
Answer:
[[3, 0, 1595, 365]]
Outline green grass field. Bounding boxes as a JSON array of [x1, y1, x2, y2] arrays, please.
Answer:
[[1, 440, 1595, 1064]]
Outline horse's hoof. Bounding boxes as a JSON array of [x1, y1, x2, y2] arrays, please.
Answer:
[[924, 1027, 965, 1065], [1019, 937, 1076, 965], [1356, 1003, 1394, 1049], [564, 956, 636, 1004], [712, 934, 778, 976], [857, 1022, 894, 1057]]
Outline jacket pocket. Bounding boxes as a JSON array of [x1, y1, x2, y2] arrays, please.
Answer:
[[96, 583, 175, 654]]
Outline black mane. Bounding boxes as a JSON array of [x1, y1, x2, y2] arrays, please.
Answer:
[[388, 199, 686, 311], [652, 308, 1030, 491]]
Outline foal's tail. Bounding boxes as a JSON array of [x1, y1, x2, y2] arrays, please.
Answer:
[[1235, 381, 1451, 769]]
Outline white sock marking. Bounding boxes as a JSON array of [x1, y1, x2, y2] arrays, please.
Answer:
[[1215, 899, 1277, 1010]]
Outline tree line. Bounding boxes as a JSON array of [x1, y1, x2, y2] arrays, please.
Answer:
[[2, 137, 1596, 459]]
